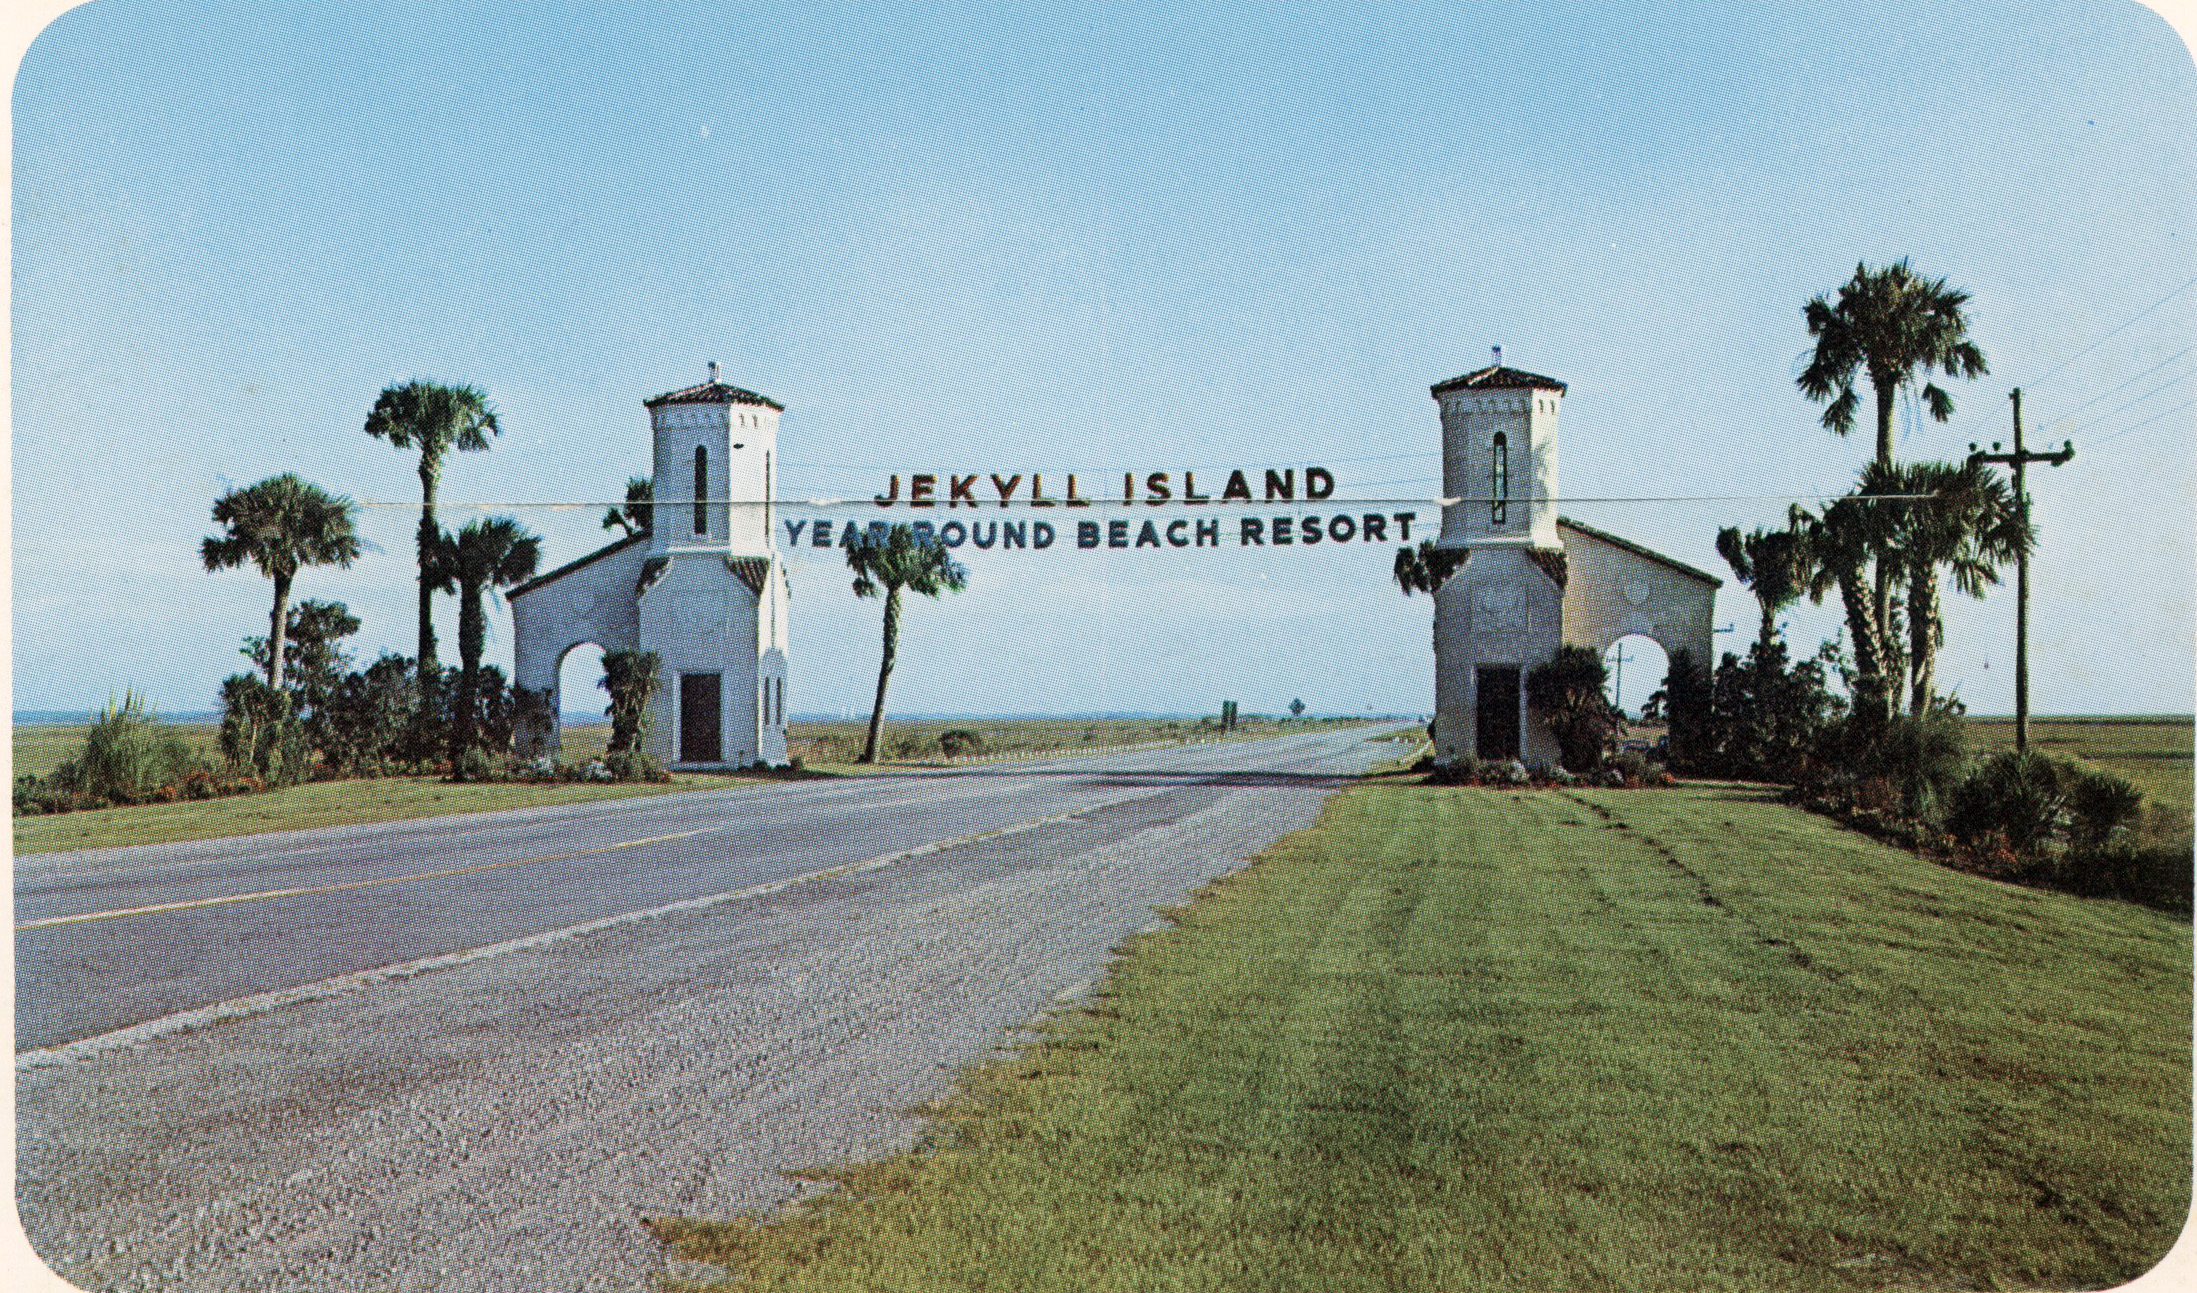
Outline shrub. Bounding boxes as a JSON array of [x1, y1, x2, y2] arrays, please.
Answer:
[[453, 748, 495, 783], [2068, 767, 2145, 853], [1425, 754, 1482, 786], [218, 673, 290, 774], [1865, 708, 1968, 819], [600, 650, 662, 755], [1526, 645, 1619, 773], [1946, 751, 2069, 858], [938, 728, 985, 758], [69, 692, 203, 803], [605, 749, 663, 782]]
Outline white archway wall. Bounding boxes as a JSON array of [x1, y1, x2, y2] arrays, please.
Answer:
[[508, 541, 649, 757], [1558, 523, 1719, 680]]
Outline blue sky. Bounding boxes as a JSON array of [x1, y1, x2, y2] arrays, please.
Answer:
[[11, 0, 2195, 719]]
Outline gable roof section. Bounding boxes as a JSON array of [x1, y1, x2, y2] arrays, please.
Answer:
[[1557, 517, 1722, 587], [644, 380, 785, 411], [507, 531, 649, 600], [1430, 364, 1568, 397]]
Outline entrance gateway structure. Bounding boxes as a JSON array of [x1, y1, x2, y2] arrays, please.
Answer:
[[503, 356, 1707, 770], [509, 366, 790, 768], [1429, 354, 1720, 767]]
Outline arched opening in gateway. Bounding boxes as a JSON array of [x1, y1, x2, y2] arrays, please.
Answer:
[[557, 641, 610, 760], [1603, 633, 1669, 725]]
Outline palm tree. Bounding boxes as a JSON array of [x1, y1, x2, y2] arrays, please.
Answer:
[[847, 523, 969, 763], [434, 516, 541, 769], [201, 474, 363, 693], [602, 476, 654, 537], [1797, 260, 1988, 703], [1714, 519, 1809, 653], [1796, 490, 1899, 729], [1871, 460, 2032, 714], [1391, 539, 1468, 597], [1796, 260, 1989, 469], [363, 380, 501, 685]]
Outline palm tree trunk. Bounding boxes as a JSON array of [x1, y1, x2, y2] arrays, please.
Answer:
[[1867, 375, 1905, 716], [268, 570, 293, 692], [1873, 374, 1897, 470], [1837, 566, 1890, 729], [450, 581, 483, 769], [862, 585, 902, 764], [1907, 567, 1940, 716], [417, 460, 440, 680]]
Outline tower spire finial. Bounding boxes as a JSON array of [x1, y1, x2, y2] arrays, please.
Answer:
[[1492, 345, 1503, 368], [708, 360, 719, 384]]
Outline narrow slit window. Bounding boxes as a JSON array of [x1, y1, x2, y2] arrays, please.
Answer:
[[693, 445, 709, 534], [1490, 432, 1508, 525], [764, 451, 773, 539]]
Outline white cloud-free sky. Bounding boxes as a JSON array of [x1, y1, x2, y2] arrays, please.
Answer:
[[11, 0, 2195, 719]]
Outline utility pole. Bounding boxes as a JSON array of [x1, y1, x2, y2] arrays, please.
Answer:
[[1970, 387, 2073, 753]]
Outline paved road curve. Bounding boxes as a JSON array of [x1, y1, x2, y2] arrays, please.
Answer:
[[17, 725, 1407, 1292]]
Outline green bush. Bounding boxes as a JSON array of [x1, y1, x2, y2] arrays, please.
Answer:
[[72, 692, 202, 802], [600, 650, 662, 755], [938, 728, 985, 758], [1946, 751, 2069, 858], [2067, 767, 2145, 853], [605, 749, 663, 782], [1864, 707, 1969, 819], [218, 672, 290, 774], [1526, 644, 1619, 773], [454, 747, 495, 783]]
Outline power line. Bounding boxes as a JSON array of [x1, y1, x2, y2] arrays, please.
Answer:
[[2055, 369, 2195, 440], [2017, 273, 2197, 394], [2085, 396, 2197, 450], [1933, 273, 2197, 448], [2032, 345, 2194, 429]]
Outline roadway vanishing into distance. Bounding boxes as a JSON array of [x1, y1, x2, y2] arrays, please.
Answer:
[[17, 723, 1409, 1293]]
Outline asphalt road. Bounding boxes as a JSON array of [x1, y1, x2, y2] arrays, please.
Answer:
[[16, 724, 1409, 1292], [16, 724, 1404, 1052]]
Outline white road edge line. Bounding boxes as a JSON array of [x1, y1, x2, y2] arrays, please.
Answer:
[[16, 805, 1098, 1071]]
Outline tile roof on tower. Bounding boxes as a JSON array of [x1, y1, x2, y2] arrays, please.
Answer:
[[1430, 365, 1569, 397], [644, 380, 785, 411]]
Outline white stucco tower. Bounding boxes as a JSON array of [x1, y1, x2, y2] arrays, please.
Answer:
[[510, 365, 792, 768], [1430, 354, 1570, 766], [1428, 351, 1721, 768]]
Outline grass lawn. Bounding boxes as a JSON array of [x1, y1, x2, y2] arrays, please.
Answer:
[[10, 774, 712, 855], [656, 779, 2192, 1292]]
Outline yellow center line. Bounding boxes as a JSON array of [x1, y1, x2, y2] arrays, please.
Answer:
[[15, 827, 724, 932]]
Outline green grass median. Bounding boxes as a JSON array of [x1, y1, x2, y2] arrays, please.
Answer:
[[655, 779, 2191, 1292]]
